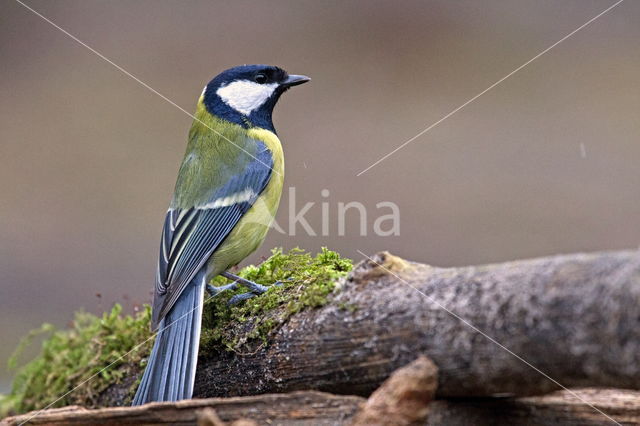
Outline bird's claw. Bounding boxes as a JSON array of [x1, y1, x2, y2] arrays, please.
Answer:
[[227, 292, 259, 305], [225, 280, 289, 306], [206, 282, 238, 297]]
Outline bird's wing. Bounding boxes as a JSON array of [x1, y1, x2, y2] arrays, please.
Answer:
[[151, 141, 273, 329]]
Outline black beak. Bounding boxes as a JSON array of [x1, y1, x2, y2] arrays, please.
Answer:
[[282, 74, 311, 87]]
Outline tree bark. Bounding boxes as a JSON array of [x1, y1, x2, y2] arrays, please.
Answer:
[[1, 392, 362, 426], [426, 388, 640, 425], [194, 250, 640, 398], [351, 355, 438, 426], [4, 389, 640, 425]]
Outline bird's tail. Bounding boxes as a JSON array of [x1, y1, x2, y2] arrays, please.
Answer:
[[132, 278, 204, 405]]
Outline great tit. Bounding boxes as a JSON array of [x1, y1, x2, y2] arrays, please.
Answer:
[[132, 65, 310, 404]]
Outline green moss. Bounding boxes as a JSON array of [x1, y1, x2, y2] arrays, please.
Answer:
[[200, 247, 352, 353], [337, 302, 359, 313], [2, 304, 152, 417], [2, 248, 351, 416]]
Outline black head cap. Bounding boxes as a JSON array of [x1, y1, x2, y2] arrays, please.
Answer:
[[203, 64, 310, 132]]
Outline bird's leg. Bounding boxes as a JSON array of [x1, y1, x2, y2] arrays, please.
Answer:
[[227, 292, 260, 305], [221, 271, 269, 294], [221, 271, 280, 305], [205, 281, 238, 297]]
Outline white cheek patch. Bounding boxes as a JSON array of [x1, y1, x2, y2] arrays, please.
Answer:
[[216, 80, 278, 115]]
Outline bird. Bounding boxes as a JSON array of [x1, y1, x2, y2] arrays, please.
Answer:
[[132, 65, 310, 404]]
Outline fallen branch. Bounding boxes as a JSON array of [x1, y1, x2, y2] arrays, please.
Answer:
[[4, 388, 640, 425], [5, 250, 640, 425], [426, 388, 640, 425], [351, 355, 438, 425], [1, 392, 362, 425], [194, 250, 640, 398]]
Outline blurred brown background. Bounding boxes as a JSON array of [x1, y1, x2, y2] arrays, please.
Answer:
[[1, 0, 639, 393]]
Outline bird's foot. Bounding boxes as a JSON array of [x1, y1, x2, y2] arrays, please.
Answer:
[[227, 281, 286, 305], [221, 271, 269, 294], [221, 271, 286, 306], [205, 282, 238, 297], [227, 292, 259, 305]]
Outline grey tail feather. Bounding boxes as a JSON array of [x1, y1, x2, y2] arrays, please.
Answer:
[[132, 276, 204, 405]]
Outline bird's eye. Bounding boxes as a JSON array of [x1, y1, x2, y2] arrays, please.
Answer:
[[255, 73, 267, 84]]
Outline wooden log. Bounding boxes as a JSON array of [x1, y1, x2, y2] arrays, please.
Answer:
[[1, 391, 363, 426], [194, 250, 640, 398], [4, 389, 640, 425], [6, 250, 640, 425], [426, 388, 640, 425], [351, 355, 438, 425]]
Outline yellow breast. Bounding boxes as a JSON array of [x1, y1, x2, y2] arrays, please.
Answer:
[[206, 127, 284, 277]]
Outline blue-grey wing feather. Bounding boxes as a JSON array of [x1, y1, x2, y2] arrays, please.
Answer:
[[151, 141, 273, 329]]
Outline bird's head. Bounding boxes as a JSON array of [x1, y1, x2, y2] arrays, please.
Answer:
[[202, 64, 310, 132]]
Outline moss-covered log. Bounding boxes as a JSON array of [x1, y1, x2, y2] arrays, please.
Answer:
[[1, 248, 353, 413], [4, 248, 640, 417], [193, 250, 640, 398]]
